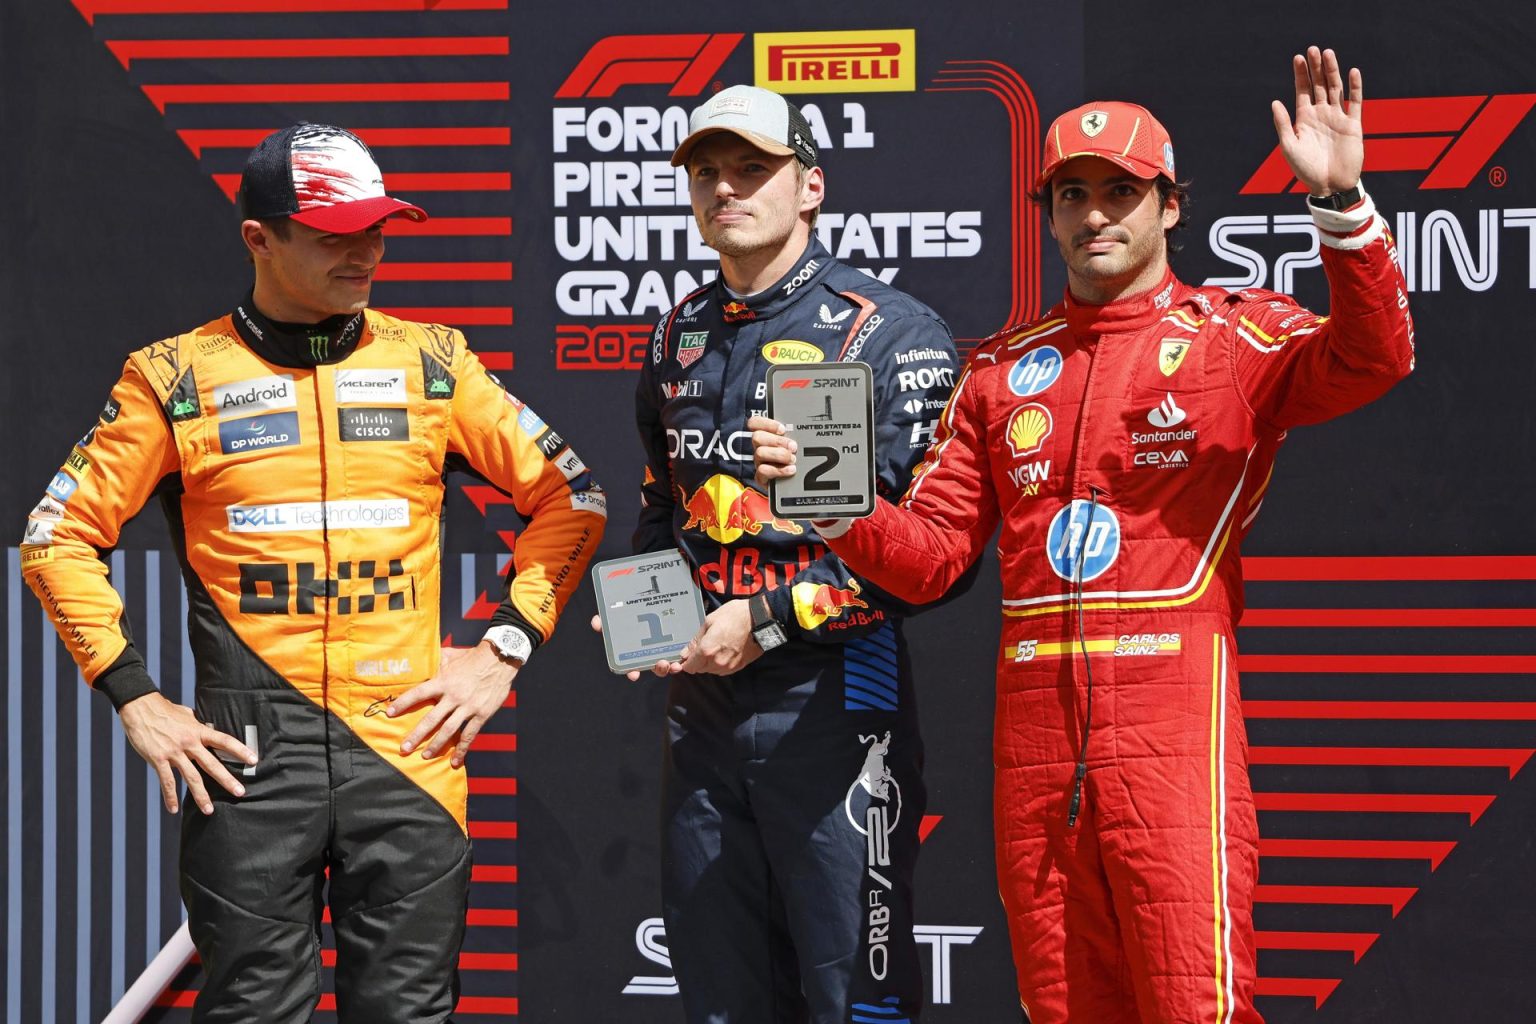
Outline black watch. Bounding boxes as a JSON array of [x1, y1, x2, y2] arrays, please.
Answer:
[[1307, 183, 1363, 211], [749, 591, 788, 653]]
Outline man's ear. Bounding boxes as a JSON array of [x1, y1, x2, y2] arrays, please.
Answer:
[[241, 219, 272, 260], [800, 165, 825, 216]]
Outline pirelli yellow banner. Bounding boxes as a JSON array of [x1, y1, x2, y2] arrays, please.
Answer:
[[754, 30, 916, 93]]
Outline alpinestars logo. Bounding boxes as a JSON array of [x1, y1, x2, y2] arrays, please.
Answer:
[[556, 34, 742, 98], [848, 731, 902, 983]]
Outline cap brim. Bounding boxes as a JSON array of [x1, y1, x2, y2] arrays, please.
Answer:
[[290, 195, 427, 233], [1034, 152, 1166, 191], [670, 127, 796, 167]]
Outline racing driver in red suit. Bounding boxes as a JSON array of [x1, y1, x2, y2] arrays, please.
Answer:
[[751, 48, 1415, 1023]]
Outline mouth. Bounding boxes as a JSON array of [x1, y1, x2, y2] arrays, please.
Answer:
[[710, 206, 751, 225], [335, 269, 374, 285], [1078, 236, 1122, 253]]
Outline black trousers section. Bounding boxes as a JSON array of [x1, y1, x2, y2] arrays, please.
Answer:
[[661, 646, 927, 1024], [182, 687, 470, 1023]]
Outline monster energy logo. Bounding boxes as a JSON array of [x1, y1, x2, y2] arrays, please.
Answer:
[[308, 334, 329, 361]]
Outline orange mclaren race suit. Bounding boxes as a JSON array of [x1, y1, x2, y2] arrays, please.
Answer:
[[814, 193, 1414, 1022], [21, 298, 605, 1022], [635, 240, 963, 1023]]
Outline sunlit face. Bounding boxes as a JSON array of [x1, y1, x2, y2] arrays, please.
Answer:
[[686, 134, 817, 259], [250, 218, 386, 321], [1047, 156, 1178, 299]]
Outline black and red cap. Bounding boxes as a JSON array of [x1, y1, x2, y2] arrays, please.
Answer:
[[238, 124, 427, 233]]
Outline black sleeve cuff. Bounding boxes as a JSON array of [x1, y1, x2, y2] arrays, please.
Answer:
[[488, 600, 544, 650], [95, 647, 159, 712]]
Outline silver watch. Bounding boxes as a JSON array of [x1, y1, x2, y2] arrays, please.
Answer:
[[482, 625, 533, 665]]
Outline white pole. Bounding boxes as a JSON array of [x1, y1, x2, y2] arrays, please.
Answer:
[[100, 920, 195, 1024]]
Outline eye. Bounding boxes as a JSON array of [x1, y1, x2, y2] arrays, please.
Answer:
[[1113, 183, 1139, 198], [1058, 186, 1085, 202]]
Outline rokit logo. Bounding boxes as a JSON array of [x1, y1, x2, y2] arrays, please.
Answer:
[[551, 31, 985, 370], [1210, 93, 1536, 293]]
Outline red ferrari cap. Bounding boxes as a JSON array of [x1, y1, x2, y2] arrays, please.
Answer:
[[1037, 101, 1175, 190]]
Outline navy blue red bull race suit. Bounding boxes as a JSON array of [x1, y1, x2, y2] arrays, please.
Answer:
[[634, 240, 959, 1022]]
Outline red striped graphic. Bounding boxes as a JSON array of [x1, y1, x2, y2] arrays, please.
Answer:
[[469, 776, 518, 795], [374, 262, 513, 282], [1240, 607, 1536, 627], [467, 909, 519, 927], [73, 0, 507, 23], [1249, 747, 1532, 775], [375, 307, 514, 326], [1256, 931, 1378, 960], [1258, 839, 1457, 868], [140, 81, 509, 112], [388, 216, 513, 236], [470, 821, 519, 840], [1254, 978, 1340, 1010], [1254, 885, 1418, 914], [107, 35, 508, 67], [211, 171, 509, 200], [1240, 654, 1536, 674], [1245, 701, 1536, 721], [1253, 792, 1496, 822], [1242, 555, 1536, 580], [471, 734, 518, 752], [472, 865, 519, 883], [180, 126, 509, 157]]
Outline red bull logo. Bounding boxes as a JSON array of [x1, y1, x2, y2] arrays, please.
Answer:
[[793, 577, 869, 630], [680, 475, 803, 543], [723, 301, 755, 322]]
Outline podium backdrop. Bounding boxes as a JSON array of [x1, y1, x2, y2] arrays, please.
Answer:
[[3, 1, 1533, 1020]]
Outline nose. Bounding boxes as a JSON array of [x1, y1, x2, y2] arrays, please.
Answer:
[[1083, 206, 1112, 231], [348, 227, 384, 265], [713, 174, 738, 201]]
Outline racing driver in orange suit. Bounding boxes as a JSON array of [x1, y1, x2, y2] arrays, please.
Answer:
[[20, 124, 605, 1022], [752, 49, 1415, 1022]]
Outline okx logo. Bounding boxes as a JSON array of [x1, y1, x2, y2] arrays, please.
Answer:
[[556, 34, 742, 98], [1243, 94, 1534, 192]]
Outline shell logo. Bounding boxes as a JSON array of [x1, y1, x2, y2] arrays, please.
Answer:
[[761, 340, 824, 364], [1007, 404, 1053, 458]]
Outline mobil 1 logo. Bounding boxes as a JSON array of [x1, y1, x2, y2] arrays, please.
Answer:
[[767, 362, 875, 519]]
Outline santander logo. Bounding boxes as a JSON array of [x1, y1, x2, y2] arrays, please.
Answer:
[[1146, 393, 1187, 429]]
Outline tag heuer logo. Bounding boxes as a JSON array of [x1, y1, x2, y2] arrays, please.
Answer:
[[1080, 110, 1108, 138], [677, 331, 709, 368]]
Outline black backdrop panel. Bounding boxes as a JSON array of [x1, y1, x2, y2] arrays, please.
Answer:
[[1, 1, 1533, 1021]]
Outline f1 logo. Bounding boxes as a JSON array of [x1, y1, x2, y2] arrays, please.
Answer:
[[556, 34, 743, 98], [1243, 94, 1536, 192]]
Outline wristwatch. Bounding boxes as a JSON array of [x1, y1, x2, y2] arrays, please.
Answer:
[[1307, 183, 1363, 211], [749, 591, 788, 654], [482, 624, 533, 666]]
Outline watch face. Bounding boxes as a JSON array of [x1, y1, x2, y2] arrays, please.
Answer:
[[754, 625, 787, 652]]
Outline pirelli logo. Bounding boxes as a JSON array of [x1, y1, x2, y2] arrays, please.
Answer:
[[754, 30, 916, 94]]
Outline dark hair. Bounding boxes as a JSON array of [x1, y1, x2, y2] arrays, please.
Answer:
[[259, 217, 292, 241], [1030, 176, 1192, 253]]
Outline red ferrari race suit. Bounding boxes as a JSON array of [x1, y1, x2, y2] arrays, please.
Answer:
[[21, 301, 605, 1022], [818, 192, 1414, 1022]]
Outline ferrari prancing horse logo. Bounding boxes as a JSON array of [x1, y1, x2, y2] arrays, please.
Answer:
[[1080, 110, 1108, 137]]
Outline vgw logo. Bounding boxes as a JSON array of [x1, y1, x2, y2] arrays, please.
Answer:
[[1210, 94, 1536, 293]]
